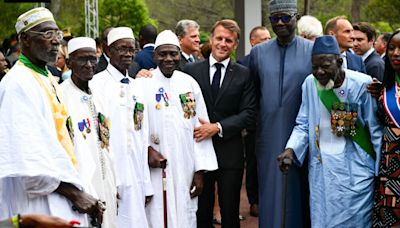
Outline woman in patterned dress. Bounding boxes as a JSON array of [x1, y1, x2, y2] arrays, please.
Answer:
[[374, 30, 400, 227]]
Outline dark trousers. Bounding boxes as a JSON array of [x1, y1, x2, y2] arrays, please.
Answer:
[[197, 168, 244, 228], [244, 130, 258, 205]]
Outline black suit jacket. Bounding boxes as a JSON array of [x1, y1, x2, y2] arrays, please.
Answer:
[[183, 59, 256, 169], [95, 54, 141, 78], [365, 50, 385, 81], [177, 53, 200, 71], [346, 50, 367, 73]]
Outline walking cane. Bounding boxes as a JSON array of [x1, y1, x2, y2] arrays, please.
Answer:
[[160, 159, 168, 228], [281, 158, 291, 228]]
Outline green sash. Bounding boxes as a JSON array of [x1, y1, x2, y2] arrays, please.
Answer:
[[314, 79, 376, 160]]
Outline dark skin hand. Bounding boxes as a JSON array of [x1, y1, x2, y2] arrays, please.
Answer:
[[367, 78, 383, 98], [190, 170, 204, 198], [277, 148, 294, 174], [55, 182, 104, 224], [20, 214, 73, 228], [148, 146, 166, 168]]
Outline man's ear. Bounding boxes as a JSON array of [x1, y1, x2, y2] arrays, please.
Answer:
[[19, 32, 30, 48], [328, 31, 335, 36]]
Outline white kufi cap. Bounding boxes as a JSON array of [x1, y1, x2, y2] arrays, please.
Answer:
[[15, 7, 55, 34], [68, 37, 96, 54], [155, 30, 180, 50], [107, 27, 135, 46]]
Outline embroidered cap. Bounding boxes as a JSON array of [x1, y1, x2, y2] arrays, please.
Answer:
[[68, 37, 96, 54], [269, 0, 297, 14], [15, 7, 55, 34], [312, 35, 340, 55], [107, 27, 135, 46], [154, 30, 181, 50]]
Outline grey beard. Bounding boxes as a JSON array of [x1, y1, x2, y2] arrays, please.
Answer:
[[316, 79, 335, 90]]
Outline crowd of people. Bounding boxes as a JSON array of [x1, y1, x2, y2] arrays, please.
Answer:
[[0, 0, 399, 227]]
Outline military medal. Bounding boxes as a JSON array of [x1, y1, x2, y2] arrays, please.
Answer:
[[179, 92, 197, 119], [85, 118, 91, 133], [134, 102, 144, 130], [331, 101, 358, 138], [98, 112, 110, 149], [78, 120, 86, 139], [151, 134, 160, 145], [156, 94, 162, 110], [66, 116, 74, 140]]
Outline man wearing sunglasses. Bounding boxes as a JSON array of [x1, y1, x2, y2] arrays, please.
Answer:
[[249, 0, 313, 227], [0, 7, 101, 225]]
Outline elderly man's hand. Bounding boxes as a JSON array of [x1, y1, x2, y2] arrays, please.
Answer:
[[190, 170, 204, 198], [136, 69, 153, 78], [20, 214, 74, 228], [367, 78, 383, 98], [194, 118, 219, 142], [277, 148, 294, 174], [148, 146, 166, 168], [55, 182, 105, 225]]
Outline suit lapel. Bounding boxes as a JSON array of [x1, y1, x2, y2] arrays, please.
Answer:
[[215, 62, 234, 105], [346, 50, 354, 69]]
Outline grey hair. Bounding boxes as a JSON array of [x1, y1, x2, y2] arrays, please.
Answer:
[[297, 15, 323, 38], [175, 19, 200, 37]]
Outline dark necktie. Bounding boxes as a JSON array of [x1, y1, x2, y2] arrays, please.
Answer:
[[120, 77, 130, 84], [211, 63, 223, 100], [188, 57, 194, 63]]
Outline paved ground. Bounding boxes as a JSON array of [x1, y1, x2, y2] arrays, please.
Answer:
[[214, 170, 259, 228]]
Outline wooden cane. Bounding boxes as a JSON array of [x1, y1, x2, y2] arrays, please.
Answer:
[[161, 159, 168, 228], [281, 158, 291, 228]]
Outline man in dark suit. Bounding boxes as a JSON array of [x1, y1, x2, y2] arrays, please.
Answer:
[[353, 22, 385, 81], [325, 16, 366, 73], [375, 32, 391, 59], [237, 26, 270, 67], [134, 24, 157, 70], [176, 19, 201, 70], [96, 27, 141, 77], [184, 19, 256, 228]]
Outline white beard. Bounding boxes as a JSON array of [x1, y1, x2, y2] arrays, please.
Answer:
[[316, 79, 335, 90]]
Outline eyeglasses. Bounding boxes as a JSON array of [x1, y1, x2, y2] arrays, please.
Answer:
[[111, 46, 137, 54], [269, 14, 296, 24], [28, 30, 64, 40], [75, 57, 97, 66]]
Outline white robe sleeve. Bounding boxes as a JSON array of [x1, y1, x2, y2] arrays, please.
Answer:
[[285, 79, 310, 166], [192, 81, 218, 172], [142, 102, 154, 196]]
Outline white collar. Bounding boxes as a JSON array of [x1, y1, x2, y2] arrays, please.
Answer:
[[106, 63, 130, 83], [181, 52, 194, 61], [361, 47, 375, 61], [209, 55, 230, 68]]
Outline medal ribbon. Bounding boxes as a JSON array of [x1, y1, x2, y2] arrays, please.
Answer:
[[383, 74, 400, 128], [314, 79, 376, 160]]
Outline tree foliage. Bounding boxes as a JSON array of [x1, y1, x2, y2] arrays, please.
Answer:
[[99, 0, 156, 37], [364, 0, 400, 31], [0, 2, 35, 42]]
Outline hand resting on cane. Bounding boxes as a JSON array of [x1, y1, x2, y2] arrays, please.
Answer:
[[277, 149, 294, 174]]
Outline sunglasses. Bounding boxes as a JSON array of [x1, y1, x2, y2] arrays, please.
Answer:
[[269, 14, 296, 24], [28, 30, 64, 40]]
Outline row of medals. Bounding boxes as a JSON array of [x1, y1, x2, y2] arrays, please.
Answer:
[[330, 103, 358, 137]]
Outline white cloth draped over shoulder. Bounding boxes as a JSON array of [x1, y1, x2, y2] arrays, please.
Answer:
[[90, 64, 153, 228], [60, 78, 117, 228], [0, 62, 88, 225], [137, 68, 218, 228]]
